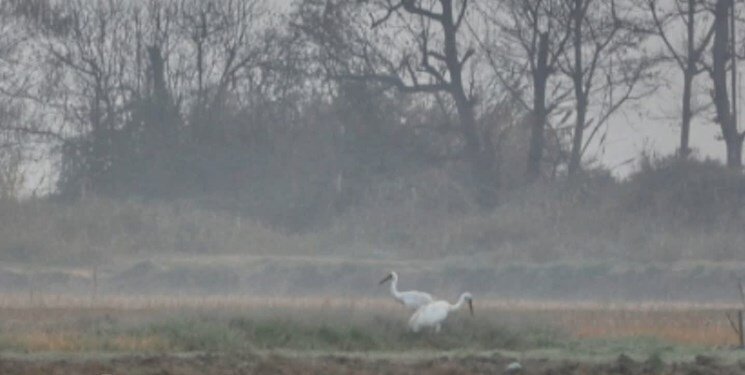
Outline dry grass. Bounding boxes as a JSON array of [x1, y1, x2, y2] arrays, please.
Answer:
[[0, 294, 741, 354], [0, 198, 303, 264], [560, 310, 736, 346], [12, 332, 167, 352], [3, 168, 745, 266]]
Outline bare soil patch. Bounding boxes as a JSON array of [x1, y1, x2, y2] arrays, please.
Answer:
[[1, 353, 745, 375]]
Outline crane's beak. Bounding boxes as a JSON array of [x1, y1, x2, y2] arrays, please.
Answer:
[[379, 274, 392, 285], [468, 299, 474, 316]]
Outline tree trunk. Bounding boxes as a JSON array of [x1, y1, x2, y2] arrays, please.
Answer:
[[440, 0, 498, 206], [680, 0, 695, 158], [712, 0, 744, 167], [457, 99, 498, 207], [730, 0, 741, 167], [527, 32, 549, 182], [567, 96, 586, 178], [727, 135, 745, 167], [568, 0, 585, 178], [680, 67, 693, 157], [89, 84, 109, 191]]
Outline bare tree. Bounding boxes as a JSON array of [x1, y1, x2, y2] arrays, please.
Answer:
[[36, 1, 140, 193], [711, 0, 744, 167], [646, 0, 715, 158], [297, 0, 500, 206], [0, 0, 66, 198], [26, 0, 193, 196], [176, 0, 269, 132], [562, 0, 654, 178], [481, 0, 572, 182]]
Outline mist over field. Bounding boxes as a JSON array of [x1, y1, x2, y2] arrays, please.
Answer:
[[2, 0, 745, 373]]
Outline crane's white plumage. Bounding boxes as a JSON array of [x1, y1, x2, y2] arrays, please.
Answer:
[[408, 292, 473, 333], [505, 361, 523, 374], [379, 271, 433, 310]]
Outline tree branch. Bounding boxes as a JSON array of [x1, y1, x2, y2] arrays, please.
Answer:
[[371, 1, 403, 28], [648, 0, 685, 70], [454, 0, 469, 30], [333, 73, 450, 93], [402, 0, 443, 21]]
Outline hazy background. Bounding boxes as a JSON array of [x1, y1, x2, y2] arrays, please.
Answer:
[[0, 0, 744, 304], [15, 0, 736, 189]]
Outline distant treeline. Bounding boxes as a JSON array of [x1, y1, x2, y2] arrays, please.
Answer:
[[0, 0, 743, 231]]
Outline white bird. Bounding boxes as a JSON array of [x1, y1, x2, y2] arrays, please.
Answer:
[[505, 361, 523, 374], [379, 271, 433, 310], [408, 292, 474, 333]]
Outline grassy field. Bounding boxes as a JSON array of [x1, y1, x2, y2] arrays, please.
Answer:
[[2, 296, 745, 374], [0, 295, 742, 355]]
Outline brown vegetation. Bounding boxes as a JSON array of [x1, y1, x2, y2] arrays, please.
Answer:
[[1, 299, 745, 374], [1, 157, 743, 266], [0, 297, 741, 351]]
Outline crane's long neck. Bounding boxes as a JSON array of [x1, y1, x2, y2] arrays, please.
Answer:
[[449, 294, 468, 312], [390, 274, 401, 299]]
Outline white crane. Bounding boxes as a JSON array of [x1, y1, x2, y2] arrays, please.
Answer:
[[379, 271, 433, 310], [408, 292, 473, 333]]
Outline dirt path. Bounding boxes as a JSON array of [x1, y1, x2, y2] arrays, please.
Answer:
[[2, 353, 744, 375]]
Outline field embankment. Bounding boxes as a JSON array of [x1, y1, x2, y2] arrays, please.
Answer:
[[3, 255, 745, 303]]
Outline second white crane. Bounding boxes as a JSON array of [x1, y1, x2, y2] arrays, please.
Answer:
[[379, 271, 433, 310], [408, 292, 474, 333]]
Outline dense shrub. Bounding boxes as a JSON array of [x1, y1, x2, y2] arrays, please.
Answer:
[[621, 156, 745, 227], [6, 155, 745, 264]]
